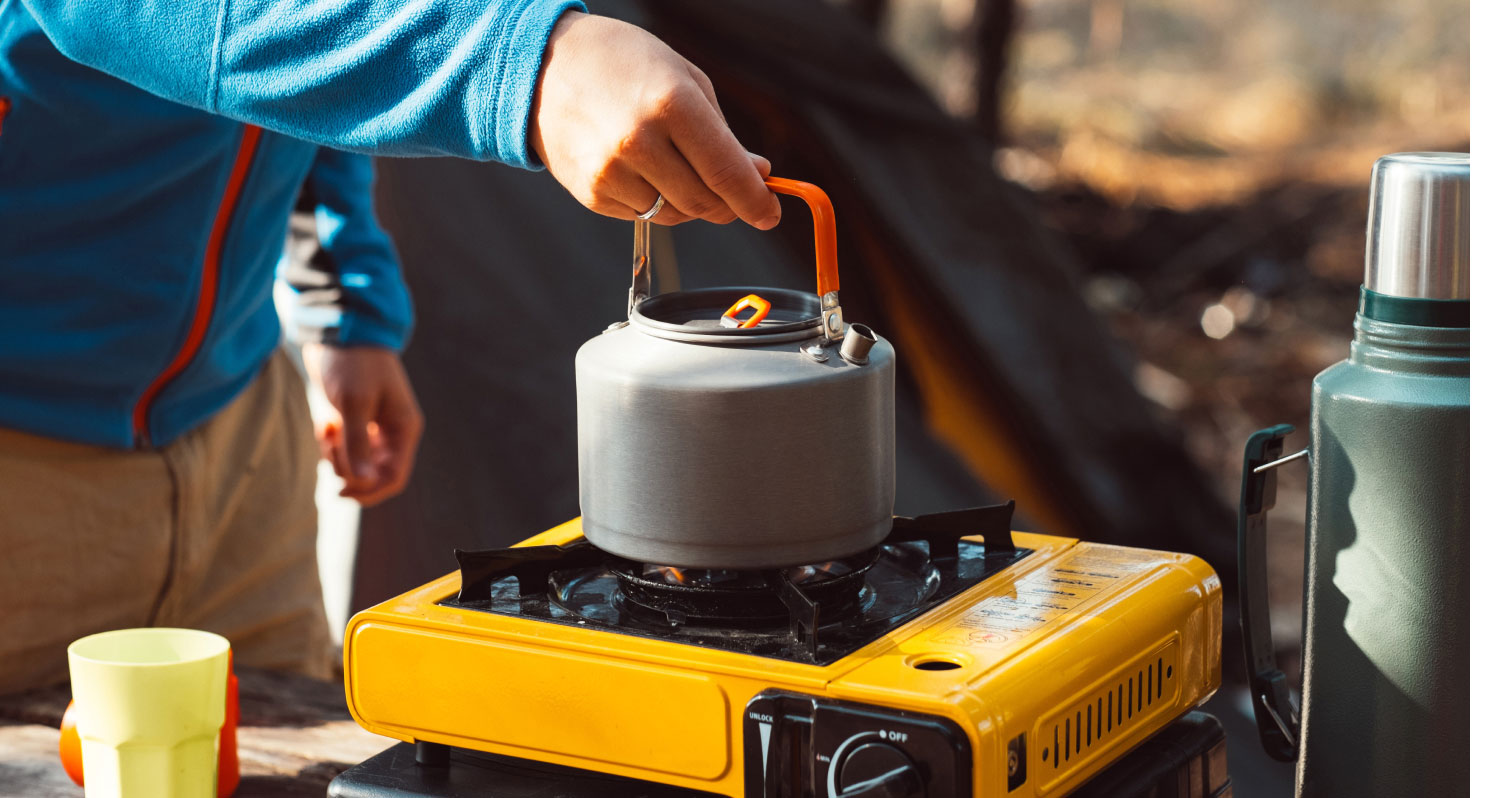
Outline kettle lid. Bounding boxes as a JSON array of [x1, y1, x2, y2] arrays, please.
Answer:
[[631, 286, 824, 344]]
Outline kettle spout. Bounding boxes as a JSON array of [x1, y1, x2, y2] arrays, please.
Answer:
[[840, 324, 878, 365]]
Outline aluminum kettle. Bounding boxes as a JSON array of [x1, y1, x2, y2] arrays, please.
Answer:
[[1238, 153, 1469, 796], [575, 178, 896, 569]]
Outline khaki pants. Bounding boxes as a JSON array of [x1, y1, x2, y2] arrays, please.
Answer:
[[0, 350, 332, 694]]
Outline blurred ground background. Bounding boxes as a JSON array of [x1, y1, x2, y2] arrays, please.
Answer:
[[856, 0, 1468, 682]]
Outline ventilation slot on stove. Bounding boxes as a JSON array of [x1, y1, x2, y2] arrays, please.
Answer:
[[1037, 641, 1180, 792]]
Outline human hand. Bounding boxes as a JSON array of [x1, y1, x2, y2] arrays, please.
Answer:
[[302, 344, 424, 507], [529, 11, 780, 228]]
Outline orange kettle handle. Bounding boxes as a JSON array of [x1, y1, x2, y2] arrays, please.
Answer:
[[763, 177, 840, 298]]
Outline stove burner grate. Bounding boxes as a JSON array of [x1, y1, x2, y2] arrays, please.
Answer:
[[444, 502, 1028, 665], [608, 548, 879, 628]]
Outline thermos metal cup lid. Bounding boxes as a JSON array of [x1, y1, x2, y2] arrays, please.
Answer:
[[1365, 152, 1469, 300]]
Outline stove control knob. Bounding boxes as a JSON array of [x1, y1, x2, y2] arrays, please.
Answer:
[[835, 742, 925, 798]]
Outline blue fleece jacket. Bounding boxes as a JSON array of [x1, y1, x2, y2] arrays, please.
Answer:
[[0, 0, 584, 448]]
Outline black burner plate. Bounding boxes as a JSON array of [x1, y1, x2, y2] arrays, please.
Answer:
[[439, 505, 1031, 666]]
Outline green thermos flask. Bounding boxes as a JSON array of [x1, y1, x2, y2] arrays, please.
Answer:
[[1238, 152, 1469, 795]]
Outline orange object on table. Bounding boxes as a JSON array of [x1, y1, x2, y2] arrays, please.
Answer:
[[57, 701, 83, 786]]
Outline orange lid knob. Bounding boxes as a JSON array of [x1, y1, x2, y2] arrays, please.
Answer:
[[720, 293, 772, 329]]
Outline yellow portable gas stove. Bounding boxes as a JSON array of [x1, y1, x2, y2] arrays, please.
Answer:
[[331, 502, 1222, 798]]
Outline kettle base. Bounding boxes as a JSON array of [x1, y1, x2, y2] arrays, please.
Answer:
[[581, 517, 892, 570]]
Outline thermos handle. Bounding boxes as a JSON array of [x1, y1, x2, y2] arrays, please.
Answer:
[[1237, 424, 1305, 762], [629, 177, 846, 341]]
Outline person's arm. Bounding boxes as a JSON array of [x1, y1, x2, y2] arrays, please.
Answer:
[[22, 1, 782, 227], [22, 0, 576, 166], [281, 149, 422, 506]]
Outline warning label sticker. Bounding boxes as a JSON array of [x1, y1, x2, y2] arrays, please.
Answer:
[[929, 545, 1165, 649]]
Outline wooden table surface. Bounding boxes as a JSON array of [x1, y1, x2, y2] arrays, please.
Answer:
[[0, 668, 391, 798]]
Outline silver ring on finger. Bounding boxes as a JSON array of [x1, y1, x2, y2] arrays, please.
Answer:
[[637, 193, 666, 221]]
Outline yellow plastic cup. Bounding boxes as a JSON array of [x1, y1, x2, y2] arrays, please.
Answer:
[[67, 628, 230, 798]]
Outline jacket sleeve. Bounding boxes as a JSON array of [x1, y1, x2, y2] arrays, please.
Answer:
[[19, 0, 585, 167], [279, 149, 413, 351]]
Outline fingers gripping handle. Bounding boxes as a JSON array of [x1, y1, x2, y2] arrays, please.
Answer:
[[1237, 424, 1303, 763]]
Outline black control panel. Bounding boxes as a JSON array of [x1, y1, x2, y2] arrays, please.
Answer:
[[743, 691, 972, 798]]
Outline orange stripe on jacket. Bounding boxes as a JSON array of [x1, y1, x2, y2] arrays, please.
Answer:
[[131, 124, 263, 443]]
